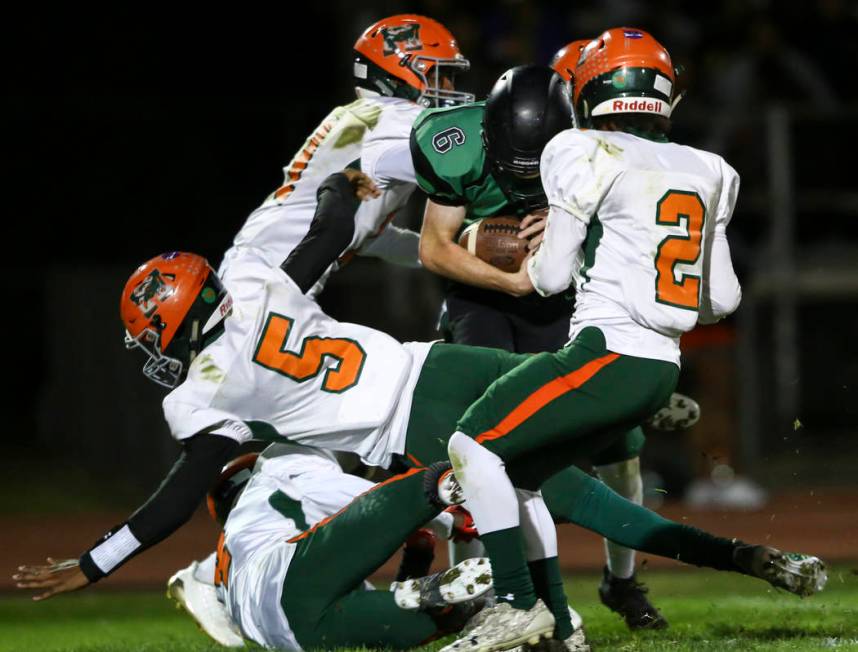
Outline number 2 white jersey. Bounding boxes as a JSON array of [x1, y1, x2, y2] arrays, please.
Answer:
[[162, 257, 432, 467], [533, 129, 742, 365], [219, 96, 423, 300], [218, 444, 374, 651]]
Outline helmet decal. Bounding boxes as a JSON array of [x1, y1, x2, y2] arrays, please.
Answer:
[[201, 287, 217, 304], [130, 269, 176, 318], [623, 29, 644, 39], [380, 24, 423, 56]]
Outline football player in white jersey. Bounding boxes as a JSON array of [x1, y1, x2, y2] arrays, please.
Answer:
[[193, 444, 489, 650], [15, 249, 825, 639], [435, 28, 826, 652], [220, 13, 474, 306]]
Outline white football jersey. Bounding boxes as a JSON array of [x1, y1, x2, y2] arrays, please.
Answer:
[[218, 443, 374, 651], [532, 129, 741, 365], [163, 257, 432, 467], [220, 96, 422, 300]]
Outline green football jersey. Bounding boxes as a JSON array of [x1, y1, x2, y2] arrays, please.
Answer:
[[410, 102, 521, 225], [409, 101, 572, 323]]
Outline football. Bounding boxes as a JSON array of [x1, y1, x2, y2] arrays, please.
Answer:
[[458, 216, 528, 273]]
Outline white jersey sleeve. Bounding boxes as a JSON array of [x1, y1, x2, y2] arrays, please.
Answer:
[[699, 160, 742, 324], [527, 133, 620, 296], [360, 99, 422, 189], [540, 132, 620, 225], [357, 223, 421, 267]]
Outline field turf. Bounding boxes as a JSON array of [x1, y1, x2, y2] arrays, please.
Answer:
[[3, 565, 858, 652]]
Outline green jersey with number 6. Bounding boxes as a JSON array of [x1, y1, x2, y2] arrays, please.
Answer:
[[409, 101, 572, 318], [410, 101, 517, 226]]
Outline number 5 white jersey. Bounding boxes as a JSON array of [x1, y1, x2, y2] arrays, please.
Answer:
[[531, 129, 742, 365], [163, 257, 431, 468]]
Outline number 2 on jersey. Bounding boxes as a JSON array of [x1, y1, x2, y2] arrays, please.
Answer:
[[654, 190, 705, 311], [253, 313, 366, 393]]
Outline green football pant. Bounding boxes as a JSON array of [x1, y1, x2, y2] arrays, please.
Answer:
[[457, 327, 677, 486], [404, 334, 738, 570], [282, 468, 441, 650]]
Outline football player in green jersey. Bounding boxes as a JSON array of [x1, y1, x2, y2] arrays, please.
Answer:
[[411, 64, 667, 631]]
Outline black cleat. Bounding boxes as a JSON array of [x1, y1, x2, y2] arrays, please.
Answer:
[[598, 566, 668, 630]]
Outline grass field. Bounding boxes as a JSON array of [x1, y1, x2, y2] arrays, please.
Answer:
[[3, 566, 858, 652]]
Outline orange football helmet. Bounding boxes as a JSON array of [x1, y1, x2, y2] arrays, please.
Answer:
[[573, 27, 678, 125], [353, 14, 474, 108], [549, 39, 592, 83], [120, 252, 232, 388], [207, 453, 260, 525]]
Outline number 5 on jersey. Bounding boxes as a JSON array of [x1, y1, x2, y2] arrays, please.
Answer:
[[655, 190, 705, 311], [253, 313, 366, 393]]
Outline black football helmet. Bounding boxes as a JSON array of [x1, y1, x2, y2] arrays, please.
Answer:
[[482, 65, 573, 212]]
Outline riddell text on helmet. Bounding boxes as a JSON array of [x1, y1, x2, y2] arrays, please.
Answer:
[[593, 98, 669, 116]]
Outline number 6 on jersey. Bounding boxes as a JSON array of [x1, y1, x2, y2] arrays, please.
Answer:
[[654, 190, 705, 311]]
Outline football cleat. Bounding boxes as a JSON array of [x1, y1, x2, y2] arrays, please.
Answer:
[[440, 599, 555, 652], [167, 561, 244, 647], [392, 557, 493, 611], [733, 545, 827, 597], [647, 392, 700, 431], [517, 628, 590, 652], [598, 567, 668, 630], [424, 461, 465, 507]]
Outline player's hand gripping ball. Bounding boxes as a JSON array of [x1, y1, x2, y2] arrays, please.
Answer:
[[458, 216, 529, 272]]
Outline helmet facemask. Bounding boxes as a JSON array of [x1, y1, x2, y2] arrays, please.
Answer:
[[124, 324, 184, 389], [354, 53, 474, 108], [482, 130, 548, 212], [412, 56, 474, 108]]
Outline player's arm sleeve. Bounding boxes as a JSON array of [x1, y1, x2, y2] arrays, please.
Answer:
[[363, 140, 417, 188], [527, 133, 608, 296], [527, 206, 588, 297], [409, 125, 466, 206], [77, 433, 239, 583], [281, 172, 359, 293], [357, 223, 421, 267], [699, 162, 742, 324]]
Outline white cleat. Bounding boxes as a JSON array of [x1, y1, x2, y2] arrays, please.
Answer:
[[734, 545, 828, 597], [512, 606, 589, 652], [440, 599, 555, 652], [765, 551, 828, 597], [393, 557, 493, 610], [167, 561, 244, 647], [648, 392, 700, 431]]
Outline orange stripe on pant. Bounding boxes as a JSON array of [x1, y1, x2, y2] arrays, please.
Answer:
[[286, 467, 424, 543], [475, 352, 620, 444]]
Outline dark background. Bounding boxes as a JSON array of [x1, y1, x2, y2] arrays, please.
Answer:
[[4, 1, 858, 511]]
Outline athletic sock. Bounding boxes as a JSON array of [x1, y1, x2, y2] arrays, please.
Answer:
[[528, 557, 573, 639], [595, 458, 643, 580], [481, 529, 537, 609]]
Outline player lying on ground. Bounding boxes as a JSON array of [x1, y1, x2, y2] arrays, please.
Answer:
[[169, 443, 490, 648], [436, 28, 827, 652], [186, 443, 493, 650], [14, 251, 826, 644]]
